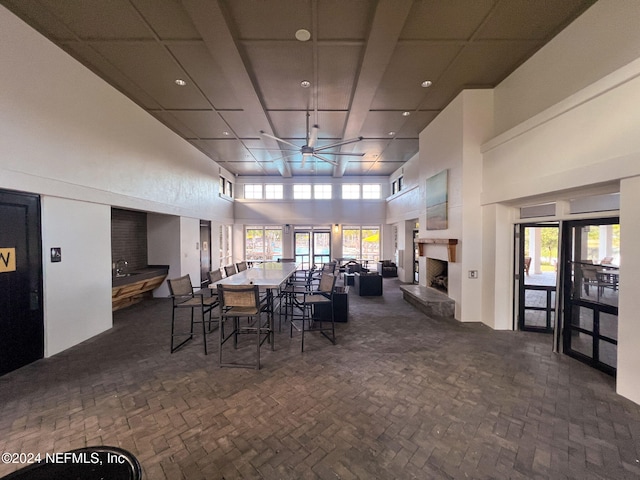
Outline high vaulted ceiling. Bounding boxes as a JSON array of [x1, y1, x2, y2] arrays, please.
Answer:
[[2, 0, 596, 177]]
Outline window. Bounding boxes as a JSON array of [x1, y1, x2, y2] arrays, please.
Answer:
[[362, 184, 381, 199], [293, 184, 312, 199], [265, 184, 283, 199], [342, 184, 360, 199], [397, 176, 403, 191], [392, 180, 397, 195], [245, 226, 283, 261], [244, 184, 263, 199], [342, 226, 380, 262], [314, 184, 332, 199], [219, 224, 232, 267], [220, 176, 233, 198]]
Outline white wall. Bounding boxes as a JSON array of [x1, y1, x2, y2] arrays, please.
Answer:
[[42, 197, 112, 356], [0, 7, 230, 221], [493, 0, 640, 135], [482, 0, 640, 404], [386, 90, 492, 321], [617, 176, 640, 403], [233, 176, 390, 262], [1, 6, 233, 355]]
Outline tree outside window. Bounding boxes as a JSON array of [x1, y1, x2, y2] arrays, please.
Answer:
[[245, 226, 283, 261]]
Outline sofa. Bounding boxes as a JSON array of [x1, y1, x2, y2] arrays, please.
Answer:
[[376, 260, 398, 278]]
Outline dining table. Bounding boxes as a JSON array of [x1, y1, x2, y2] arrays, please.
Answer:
[[209, 260, 299, 335]]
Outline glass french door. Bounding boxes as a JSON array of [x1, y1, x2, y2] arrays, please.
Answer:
[[516, 223, 559, 333], [294, 232, 311, 270], [294, 230, 331, 270], [562, 218, 619, 375], [313, 231, 331, 265]]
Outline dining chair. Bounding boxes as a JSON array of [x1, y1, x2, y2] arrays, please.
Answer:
[[236, 261, 248, 272], [224, 264, 237, 277], [292, 272, 337, 352], [208, 269, 223, 295], [167, 274, 218, 355], [217, 284, 272, 369]]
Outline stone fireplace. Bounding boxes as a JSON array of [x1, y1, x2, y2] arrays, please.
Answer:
[[426, 258, 448, 293]]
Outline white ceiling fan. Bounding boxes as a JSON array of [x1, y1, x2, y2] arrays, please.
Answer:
[[259, 112, 364, 168]]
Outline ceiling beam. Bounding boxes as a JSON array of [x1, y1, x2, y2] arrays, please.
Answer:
[[182, 0, 291, 177], [334, 0, 414, 177]]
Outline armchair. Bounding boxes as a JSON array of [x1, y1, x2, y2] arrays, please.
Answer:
[[376, 260, 398, 278]]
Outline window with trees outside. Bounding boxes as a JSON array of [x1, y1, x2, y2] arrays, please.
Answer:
[[342, 226, 380, 262], [245, 226, 283, 262], [219, 224, 232, 267]]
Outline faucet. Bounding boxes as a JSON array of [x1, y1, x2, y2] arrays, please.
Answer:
[[115, 258, 128, 276]]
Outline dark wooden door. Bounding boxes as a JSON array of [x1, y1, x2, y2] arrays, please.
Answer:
[[0, 190, 43, 376]]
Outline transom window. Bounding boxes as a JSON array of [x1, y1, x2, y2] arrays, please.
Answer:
[[293, 184, 312, 199], [362, 184, 381, 199], [342, 184, 360, 199], [244, 184, 263, 199], [265, 184, 283, 199], [314, 184, 332, 199]]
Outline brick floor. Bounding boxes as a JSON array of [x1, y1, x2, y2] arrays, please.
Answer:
[[1, 279, 639, 479]]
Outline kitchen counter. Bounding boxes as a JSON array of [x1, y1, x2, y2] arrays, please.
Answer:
[[112, 265, 169, 310]]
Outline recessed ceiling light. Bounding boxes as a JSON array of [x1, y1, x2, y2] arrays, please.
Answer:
[[402, 111, 411, 117], [295, 29, 311, 42], [388, 131, 396, 136], [300, 80, 311, 88], [421, 80, 432, 88], [222, 131, 230, 136], [175, 79, 187, 86]]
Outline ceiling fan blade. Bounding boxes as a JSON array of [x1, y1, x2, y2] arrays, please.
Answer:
[[314, 136, 364, 152], [308, 125, 319, 148], [313, 153, 339, 167], [268, 151, 302, 163], [315, 151, 365, 157], [260, 131, 300, 149], [250, 147, 299, 152]]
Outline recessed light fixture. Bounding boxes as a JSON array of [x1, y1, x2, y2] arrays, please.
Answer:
[[402, 111, 411, 117], [222, 131, 230, 136], [295, 29, 311, 42], [300, 80, 311, 88], [388, 131, 396, 136], [421, 80, 433, 88], [175, 79, 187, 86]]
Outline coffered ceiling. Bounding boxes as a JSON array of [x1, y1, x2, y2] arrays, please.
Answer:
[[2, 0, 596, 177]]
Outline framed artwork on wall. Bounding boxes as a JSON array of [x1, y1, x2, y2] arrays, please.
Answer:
[[426, 170, 448, 230]]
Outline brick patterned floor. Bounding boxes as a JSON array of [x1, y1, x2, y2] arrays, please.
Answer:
[[1, 279, 639, 479]]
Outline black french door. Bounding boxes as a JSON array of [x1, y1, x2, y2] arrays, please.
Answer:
[[0, 190, 43, 376], [561, 218, 619, 376], [516, 223, 559, 333]]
